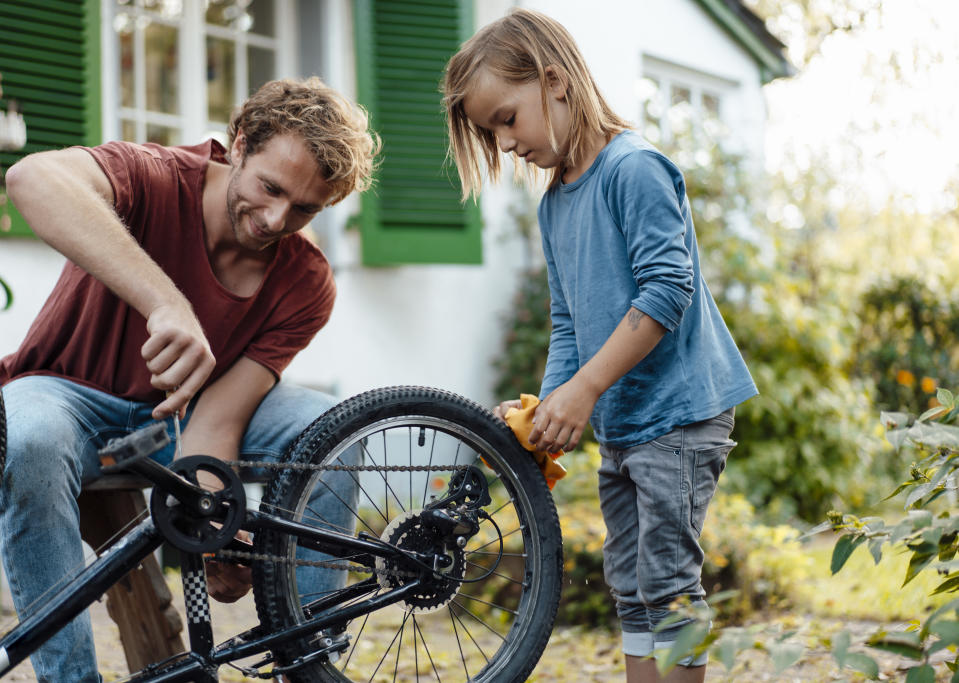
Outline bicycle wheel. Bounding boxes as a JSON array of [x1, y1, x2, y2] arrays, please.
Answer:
[[251, 386, 563, 682]]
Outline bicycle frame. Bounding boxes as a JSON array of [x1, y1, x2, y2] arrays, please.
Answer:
[[0, 469, 431, 682]]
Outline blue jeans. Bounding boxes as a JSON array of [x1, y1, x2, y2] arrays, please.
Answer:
[[0, 375, 357, 682], [598, 408, 736, 666]]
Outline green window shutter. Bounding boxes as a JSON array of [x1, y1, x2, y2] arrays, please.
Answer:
[[354, 0, 481, 266], [0, 0, 101, 238]]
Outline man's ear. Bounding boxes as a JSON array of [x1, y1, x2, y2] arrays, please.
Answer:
[[230, 129, 247, 165], [545, 65, 569, 101]]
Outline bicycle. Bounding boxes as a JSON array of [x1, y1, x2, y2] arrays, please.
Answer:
[[0, 385, 563, 682]]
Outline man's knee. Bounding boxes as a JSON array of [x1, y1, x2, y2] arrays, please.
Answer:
[[2, 380, 88, 501]]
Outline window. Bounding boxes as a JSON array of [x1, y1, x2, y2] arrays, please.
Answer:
[[108, 0, 288, 146], [638, 55, 736, 145], [354, 0, 481, 266], [0, 0, 101, 238]]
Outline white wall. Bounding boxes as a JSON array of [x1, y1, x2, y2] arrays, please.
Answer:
[[0, 241, 64, 355], [0, 0, 772, 413]]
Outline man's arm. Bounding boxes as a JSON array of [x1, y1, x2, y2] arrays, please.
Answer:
[[178, 355, 277, 461], [177, 356, 276, 603], [5, 148, 214, 417]]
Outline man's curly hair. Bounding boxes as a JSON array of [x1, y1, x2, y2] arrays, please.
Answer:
[[228, 77, 380, 206]]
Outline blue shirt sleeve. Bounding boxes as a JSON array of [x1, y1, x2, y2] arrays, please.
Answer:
[[538, 203, 579, 399], [607, 150, 694, 332]]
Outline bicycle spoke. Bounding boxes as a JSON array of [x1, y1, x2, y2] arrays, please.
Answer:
[[464, 559, 526, 589], [454, 591, 519, 617], [448, 603, 472, 682], [449, 602, 493, 673], [420, 430, 439, 508], [392, 609, 410, 682], [450, 600, 506, 645]]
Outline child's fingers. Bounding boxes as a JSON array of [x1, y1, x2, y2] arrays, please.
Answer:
[[492, 398, 522, 421]]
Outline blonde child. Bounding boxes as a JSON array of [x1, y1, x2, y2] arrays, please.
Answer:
[[443, 9, 757, 682]]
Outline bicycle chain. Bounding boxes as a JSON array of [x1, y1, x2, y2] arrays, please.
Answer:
[[211, 460, 472, 578]]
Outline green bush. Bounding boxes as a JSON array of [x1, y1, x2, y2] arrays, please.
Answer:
[[854, 276, 959, 413]]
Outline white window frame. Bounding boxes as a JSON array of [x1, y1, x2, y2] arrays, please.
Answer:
[[101, 0, 297, 145], [639, 54, 738, 144]]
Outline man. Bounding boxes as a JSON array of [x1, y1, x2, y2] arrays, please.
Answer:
[[0, 77, 379, 681]]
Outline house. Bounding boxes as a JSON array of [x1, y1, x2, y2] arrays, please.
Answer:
[[0, 0, 789, 408]]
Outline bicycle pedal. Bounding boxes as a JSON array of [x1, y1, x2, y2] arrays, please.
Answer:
[[98, 422, 170, 472]]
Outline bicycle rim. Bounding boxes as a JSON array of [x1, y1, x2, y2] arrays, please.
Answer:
[[252, 387, 563, 683]]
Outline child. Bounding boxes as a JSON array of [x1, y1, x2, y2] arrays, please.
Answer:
[[442, 9, 757, 683]]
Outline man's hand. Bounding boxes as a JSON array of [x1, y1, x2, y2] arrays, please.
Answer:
[[528, 376, 600, 453], [205, 530, 253, 603], [143, 303, 215, 419]]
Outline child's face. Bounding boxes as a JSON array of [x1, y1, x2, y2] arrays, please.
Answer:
[[463, 68, 571, 171]]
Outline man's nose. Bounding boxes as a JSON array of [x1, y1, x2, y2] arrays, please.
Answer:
[[264, 201, 290, 233]]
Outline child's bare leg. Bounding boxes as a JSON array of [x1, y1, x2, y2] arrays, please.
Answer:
[[626, 656, 705, 683]]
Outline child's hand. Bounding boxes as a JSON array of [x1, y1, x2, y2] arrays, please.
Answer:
[[528, 378, 599, 452], [492, 398, 522, 422]]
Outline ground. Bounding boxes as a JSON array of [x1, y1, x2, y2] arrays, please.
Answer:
[[0, 579, 946, 682]]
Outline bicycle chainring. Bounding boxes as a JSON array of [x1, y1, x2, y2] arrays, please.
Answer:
[[151, 455, 246, 554]]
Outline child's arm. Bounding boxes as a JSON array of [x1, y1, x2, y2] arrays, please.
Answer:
[[528, 306, 665, 452]]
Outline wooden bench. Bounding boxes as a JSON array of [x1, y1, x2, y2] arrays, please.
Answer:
[[78, 475, 185, 673]]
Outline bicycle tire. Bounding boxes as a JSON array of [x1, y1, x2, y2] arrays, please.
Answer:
[[251, 386, 563, 683]]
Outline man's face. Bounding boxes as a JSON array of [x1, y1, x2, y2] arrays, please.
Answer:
[[226, 132, 333, 252], [462, 68, 571, 171]]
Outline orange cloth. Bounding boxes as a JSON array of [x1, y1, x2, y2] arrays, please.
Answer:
[[504, 394, 568, 490]]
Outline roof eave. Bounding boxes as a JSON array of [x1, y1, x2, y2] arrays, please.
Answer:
[[692, 0, 795, 83]]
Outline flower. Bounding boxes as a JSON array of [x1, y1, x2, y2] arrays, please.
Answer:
[[896, 369, 916, 387], [921, 376, 937, 394]]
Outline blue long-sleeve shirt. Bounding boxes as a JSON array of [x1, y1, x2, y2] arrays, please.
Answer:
[[538, 130, 757, 448]]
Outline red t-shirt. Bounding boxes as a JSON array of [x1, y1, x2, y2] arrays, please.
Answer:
[[0, 140, 335, 401]]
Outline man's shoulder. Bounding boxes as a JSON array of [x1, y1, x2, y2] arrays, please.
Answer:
[[87, 139, 227, 170]]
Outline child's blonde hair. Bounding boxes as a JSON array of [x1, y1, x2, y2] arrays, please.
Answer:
[[442, 8, 630, 200]]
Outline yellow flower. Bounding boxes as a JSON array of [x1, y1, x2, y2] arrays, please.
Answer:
[[896, 369, 916, 387], [921, 376, 937, 394]]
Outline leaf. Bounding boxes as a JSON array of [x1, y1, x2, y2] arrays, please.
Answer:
[[658, 622, 710, 673], [920, 406, 948, 422], [844, 652, 879, 679], [906, 482, 935, 508], [932, 575, 959, 595], [904, 549, 937, 586], [832, 535, 865, 574], [868, 538, 884, 564], [769, 641, 804, 674], [718, 636, 737, 672], [905, 664, 936, 683], [802, 520, 835, 539], [939, 388, 956, 409], [928, 619, 959, 646], [867, 631, 924, 659], [831, 629, 851, 666]]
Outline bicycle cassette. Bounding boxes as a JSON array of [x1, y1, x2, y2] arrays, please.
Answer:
[[376, 509, 467, 611]]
